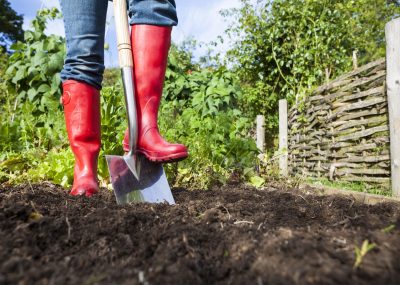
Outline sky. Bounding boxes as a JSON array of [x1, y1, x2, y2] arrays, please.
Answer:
[[9, 0, 242, 67]]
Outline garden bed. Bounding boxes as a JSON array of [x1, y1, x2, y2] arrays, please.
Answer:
[[1, 182, 399, 285]]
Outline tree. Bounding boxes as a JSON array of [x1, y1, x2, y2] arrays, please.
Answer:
[[222, 0, 400, 144], [387, 0, 400, 5], [0, 0, 24, 49]]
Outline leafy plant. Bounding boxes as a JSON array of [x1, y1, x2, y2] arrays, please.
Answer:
[[354, 240, 377, 269], [98, 85, 127, 180], [5, 8, 64, 113], [160, 66, 258, 188], [24, 149, 74, 187], [0, 148, 74, 187], [102, 68, 120, 87], [0, 99, 67, 153], [0, 8, 70, 185]]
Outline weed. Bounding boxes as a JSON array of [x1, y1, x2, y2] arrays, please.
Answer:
[[354, 240, 376, 269], [382, 225, 396, 234]]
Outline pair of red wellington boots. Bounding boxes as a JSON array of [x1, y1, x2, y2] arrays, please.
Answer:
[[61, 25, 188, 197]]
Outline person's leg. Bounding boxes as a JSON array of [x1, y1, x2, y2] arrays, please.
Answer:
[[123, 0, 188, 162], [60, 0, 108, 196], [60, 0, 108, 89]]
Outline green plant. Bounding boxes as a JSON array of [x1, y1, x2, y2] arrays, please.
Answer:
[[0, 99, 67, 153], [0, 8, 71, 185], [160, 64, 259, 188], [98, 85, 127, 180], [354, 240, 376, 269], [161, 104, 258, 188], [0, 148, 74, 187], [160, 43, 260, 188], [5, 8, 64, 113], [25, 149, 74, 187], [102, 68, 121, 87]]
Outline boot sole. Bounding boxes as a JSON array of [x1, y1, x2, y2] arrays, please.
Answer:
[[137, 150, 189, 163]]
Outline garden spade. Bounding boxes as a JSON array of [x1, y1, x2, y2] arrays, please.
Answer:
[[105, 0, 175, 205]]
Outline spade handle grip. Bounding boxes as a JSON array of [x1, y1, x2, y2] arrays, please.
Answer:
[[113, 0, 133, 67]]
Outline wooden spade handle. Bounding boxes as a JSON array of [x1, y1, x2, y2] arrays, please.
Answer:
[[113, 0, 133, 67]]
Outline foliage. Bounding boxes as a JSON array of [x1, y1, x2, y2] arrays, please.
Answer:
[[5, 8, 65, 113], [0, 148, 74, 186], [1, 18, 67, 154], [163, 42, 199, 102], [0, 13, 260, 188], [100, 66, 259, 188], [0, 0, 24, 49], [0, 101, 66, 153], [0, 47, 7, 76], [102, 68, 120, 87], [0, 7, 259, 189], [0, 47, 8, 103], [0, 8, 69, 185], [162, 47, 259, 188], [354, 240, 376, 269], [222, 0, 400, 142], [160, 100, 258, 189], [98, 86, 127, 180]]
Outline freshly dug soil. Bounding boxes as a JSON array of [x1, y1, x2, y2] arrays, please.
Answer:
[[0, 183, 399, 285]]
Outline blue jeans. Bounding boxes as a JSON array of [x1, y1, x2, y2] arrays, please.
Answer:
[[60, 0, 177, 90]]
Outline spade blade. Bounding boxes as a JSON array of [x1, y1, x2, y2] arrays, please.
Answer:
[[106, 154, 175, 205]]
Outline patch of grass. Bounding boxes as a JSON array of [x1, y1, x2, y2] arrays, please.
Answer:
[[306, 177, 391, 197]]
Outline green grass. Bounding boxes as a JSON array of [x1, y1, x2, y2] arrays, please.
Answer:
[[306, 177, 391, 197]]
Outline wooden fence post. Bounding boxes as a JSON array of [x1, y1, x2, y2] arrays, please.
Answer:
[[353, 50, 358, 70], [279, 99, 288, 176], [256, 115, 265, 156], [386, 18, 400, 197]]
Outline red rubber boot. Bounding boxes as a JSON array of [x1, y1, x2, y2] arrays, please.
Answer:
[[122, 25, 188, 162], [62, 80, 101, 197]]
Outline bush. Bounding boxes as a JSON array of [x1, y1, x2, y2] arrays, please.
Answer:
[[4, 8, 64, 113], [161, 103, 258, 188], [161, 65, 259, 188]]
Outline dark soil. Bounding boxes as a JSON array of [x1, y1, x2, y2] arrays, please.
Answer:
[[0, 183, 399, 285]]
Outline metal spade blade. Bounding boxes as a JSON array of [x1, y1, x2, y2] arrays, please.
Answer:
[[106, 154, 175, 205]]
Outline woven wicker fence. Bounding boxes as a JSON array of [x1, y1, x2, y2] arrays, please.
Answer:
[[287, 58, 390, 188], [275, 18, 400, 196]]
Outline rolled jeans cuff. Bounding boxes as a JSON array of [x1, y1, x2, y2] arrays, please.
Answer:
[[128, 0, 178, 26]]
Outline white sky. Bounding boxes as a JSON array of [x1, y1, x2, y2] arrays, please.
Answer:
[[9, 0, 242, 67]]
